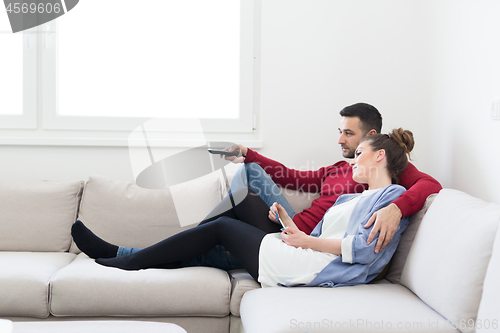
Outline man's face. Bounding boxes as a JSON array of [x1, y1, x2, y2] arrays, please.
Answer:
[[338, 117, 365, 159]]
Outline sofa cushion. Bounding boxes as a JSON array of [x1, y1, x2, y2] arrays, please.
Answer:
[[400, 189, 500, 333], [281, 189, 320, 214], [240, 284, 458, 333], [0, 179, 83, 252], [385, 193, 437, 284], [0, 252, 76, 318], [476, 220, 500, 333], [50, 254, 231, 317], [70, 175, 221, 253]]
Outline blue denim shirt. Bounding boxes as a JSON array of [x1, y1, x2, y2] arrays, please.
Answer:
[[284, 184, 409, 287]]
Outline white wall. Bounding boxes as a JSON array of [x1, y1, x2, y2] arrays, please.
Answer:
[[257, 0, 435, 172], [1, 0, 499, 203], [425, 0, 500, 204]]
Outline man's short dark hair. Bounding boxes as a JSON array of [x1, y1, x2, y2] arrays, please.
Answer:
[[339, 103, 382, 134]]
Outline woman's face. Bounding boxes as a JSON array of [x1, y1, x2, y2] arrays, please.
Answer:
[[350, 141, 380, 184]]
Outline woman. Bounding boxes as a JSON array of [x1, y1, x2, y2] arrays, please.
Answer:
[[72, 128, 414, 287]]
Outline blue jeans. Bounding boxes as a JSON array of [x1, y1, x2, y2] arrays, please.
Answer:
[[118, 163, 295, 270], [230, 163, 296, 219]]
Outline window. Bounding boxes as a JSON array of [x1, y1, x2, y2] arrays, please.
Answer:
[[0, 10, 37, 129], [0, 0, 260, 145]]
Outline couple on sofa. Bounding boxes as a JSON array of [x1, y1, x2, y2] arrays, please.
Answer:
[[72, 103, 442, 287]]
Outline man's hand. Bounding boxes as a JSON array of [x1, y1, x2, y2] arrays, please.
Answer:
[[221, 144, 248, 164], [364, 203, 402, 253]]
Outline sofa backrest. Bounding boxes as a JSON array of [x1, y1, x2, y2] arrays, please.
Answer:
[[399, 189, 500, 333], [0, 178, 83, 252], [70, 174, 222, 253]]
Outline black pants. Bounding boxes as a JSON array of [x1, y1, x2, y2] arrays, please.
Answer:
[[97, 188, 281, 281], [198, 187, 282, 233]]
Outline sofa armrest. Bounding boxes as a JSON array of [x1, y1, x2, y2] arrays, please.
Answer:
[[228, 269, 261, 317]]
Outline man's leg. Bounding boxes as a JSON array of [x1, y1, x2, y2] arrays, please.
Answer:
[[230, 163, 296, 219]]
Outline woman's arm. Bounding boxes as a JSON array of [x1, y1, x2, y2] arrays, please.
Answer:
[[280, 228, 342, 255], [274, 201, 342, 256]]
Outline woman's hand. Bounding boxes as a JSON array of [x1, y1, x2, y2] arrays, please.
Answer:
[[268, 202, 295, 228], [281, 227, 310, 249]]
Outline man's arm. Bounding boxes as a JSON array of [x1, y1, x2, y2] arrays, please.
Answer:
[[392, 163, 442, 217], [224, 144, 327, 191], [223, 145, 335, 233], [243, 147, 327, 191], [365, 163, 442, 253]]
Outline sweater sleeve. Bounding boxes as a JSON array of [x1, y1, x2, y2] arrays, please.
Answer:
[[244, 148, 327, 192], [393, 163, 442, 218]]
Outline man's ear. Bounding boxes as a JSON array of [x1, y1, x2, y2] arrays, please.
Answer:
[[366, 129, 377, 136]]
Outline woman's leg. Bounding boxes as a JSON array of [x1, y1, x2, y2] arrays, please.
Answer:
[[198, 187, 281, 233], [72, 187, 279, 260], [96, 217, 266, 281], [71, 221, 119, 259], [140, 186, 275, 270]]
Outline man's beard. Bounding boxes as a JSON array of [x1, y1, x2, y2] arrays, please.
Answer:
[[342, 146, 355, 159]]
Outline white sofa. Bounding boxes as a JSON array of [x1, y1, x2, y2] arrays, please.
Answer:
[[0, 171, 499, 333], [238, 188, 500, 333]]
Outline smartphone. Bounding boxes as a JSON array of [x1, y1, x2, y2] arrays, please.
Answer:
[[277, 215, 286, 229], [207, 148, 241, 157]]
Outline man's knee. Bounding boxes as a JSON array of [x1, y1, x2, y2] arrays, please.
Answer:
[[231, 186, 247, 196], [245, 162, 265, 176], [232, 163, 265, 190]]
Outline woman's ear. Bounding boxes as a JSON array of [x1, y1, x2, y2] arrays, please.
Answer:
[[376, 149, 386, 162]]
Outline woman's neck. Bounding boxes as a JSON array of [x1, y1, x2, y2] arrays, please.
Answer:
[[366, 168, 393, 190]]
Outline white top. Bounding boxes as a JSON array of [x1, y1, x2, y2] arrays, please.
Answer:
[[258, 189, 378, 288]]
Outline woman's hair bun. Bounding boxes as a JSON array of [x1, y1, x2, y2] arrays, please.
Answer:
[[389, 128, 414, 155]]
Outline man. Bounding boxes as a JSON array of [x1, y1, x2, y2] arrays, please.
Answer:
[[225, 103, 441, 254]]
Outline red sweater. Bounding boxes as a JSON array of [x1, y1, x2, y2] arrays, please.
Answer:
[[244, 148, 442, 234]]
